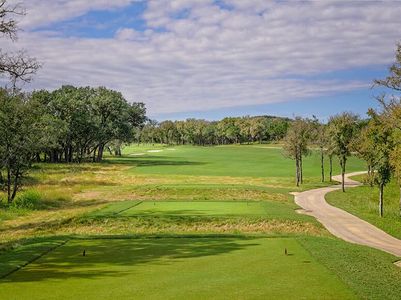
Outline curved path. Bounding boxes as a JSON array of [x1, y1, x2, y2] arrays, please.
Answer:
[[295, 172, 401, 257]]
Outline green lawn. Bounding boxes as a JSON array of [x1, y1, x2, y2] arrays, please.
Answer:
[[0, 237, 356, 300], [326, 176, 401, 239], [120, 144, 365, 180], [92, 200, 308, 220], [5, 144, 400, 299]]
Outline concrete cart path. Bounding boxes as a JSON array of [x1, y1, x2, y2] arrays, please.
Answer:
[[294, 172, 401, 257]]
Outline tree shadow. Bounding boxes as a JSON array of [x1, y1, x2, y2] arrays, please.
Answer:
[[1, 236, 261, 283], [103, 156, 207, 168]]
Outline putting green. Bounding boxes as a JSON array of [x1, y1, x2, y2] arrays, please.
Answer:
[[0, 237, 355, 299], [92, 200, 301, 219]]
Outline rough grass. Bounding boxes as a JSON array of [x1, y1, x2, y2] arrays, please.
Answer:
[[326, 175, 401, 239], [299, 236, 401, 300]]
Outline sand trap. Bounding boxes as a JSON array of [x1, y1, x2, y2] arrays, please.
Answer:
[[147, 150, 163, 153], [129, 153, 145, 156]]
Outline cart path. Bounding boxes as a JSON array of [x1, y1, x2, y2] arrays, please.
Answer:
[[294, 172, 401, 257]]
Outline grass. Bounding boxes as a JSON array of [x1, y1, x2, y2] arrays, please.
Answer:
[[326, 175, 401, 239], [4, 144, 399, 299], [121, 144, 364, 180], [0, 237, 356, 300]]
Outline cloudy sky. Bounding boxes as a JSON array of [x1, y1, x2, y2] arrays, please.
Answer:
[[3, 0, 401, 120]]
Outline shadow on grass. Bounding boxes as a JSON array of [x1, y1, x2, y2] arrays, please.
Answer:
[[2, 236, 261, 282], [102, 156, 207, 168]]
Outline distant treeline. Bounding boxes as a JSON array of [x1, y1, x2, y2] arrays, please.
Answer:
[[138, 116, 291, 146]]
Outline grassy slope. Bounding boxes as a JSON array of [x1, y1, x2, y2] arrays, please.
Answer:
[[326, 175, 401, 239], [0, 237, 356, 300]]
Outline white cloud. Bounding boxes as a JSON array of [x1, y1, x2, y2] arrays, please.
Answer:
[[3, 0, 401, 117]]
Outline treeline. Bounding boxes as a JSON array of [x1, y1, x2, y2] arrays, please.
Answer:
[[284, 43, 401, 217], [0, 86, 146, 203], [138, 116, 290, 145]]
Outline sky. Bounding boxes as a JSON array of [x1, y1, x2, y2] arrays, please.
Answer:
[[2, 0, 401, 121]]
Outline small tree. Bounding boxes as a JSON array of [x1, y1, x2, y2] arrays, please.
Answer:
[[312, 117, 328, 182], [328, 113, 359, 192], [283, 117, 311, 187]]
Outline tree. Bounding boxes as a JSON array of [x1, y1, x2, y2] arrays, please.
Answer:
[[390, 144, 401, 216], [0, 0, 40, 87], [283, 117, 311, 187], [374, 43, 401, 216], [312, 117, 328, 182], [353, 124, 376, 186], [0, 89, 43, 203], [328, 113, 359, 192], [366, 110, 394, 217]]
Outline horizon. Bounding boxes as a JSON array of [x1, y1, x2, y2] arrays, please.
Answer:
[[2, 0, 400, 121]]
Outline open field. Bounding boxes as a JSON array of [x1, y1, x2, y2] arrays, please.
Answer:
[[326, 174, 401, 239], [2, 145, 401, 299]]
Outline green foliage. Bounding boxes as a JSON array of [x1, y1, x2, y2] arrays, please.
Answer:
[[11, 190, 41, 210], [139, 115, 291, 146]]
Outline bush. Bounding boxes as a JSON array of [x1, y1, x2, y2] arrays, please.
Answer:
[[12, 190, 42, 210]]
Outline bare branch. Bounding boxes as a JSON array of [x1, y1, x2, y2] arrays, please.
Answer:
[[0, 0, 25, 41], [0, 50, 41, 86]]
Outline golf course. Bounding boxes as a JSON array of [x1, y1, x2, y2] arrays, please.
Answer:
[[1, 145, 401, 299]]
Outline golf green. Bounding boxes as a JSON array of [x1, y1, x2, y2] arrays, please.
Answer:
[[0, 237, 355, 299]]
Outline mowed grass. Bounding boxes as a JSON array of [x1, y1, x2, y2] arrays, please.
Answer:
[[0, 237, 356, 300], [326, 175, 401, 239], [120, 144, 365, 180], [92, 200, 303, 219]]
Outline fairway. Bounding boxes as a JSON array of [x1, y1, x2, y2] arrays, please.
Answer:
[[0, 237, 355, 300], [121, 145, 366, 179]]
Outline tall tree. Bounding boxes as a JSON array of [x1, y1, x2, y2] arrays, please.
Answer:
[[366, 110, 394, 217], [374, 43, 401, 216], [328, 113, 359, 192], [390, 144, 401, 217], [0, 89, 43, 202]]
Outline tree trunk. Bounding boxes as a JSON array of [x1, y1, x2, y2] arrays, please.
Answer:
[[341, 157, 346, 192], [295, 157, 300, 187], [97, 144, 104, 162], [7, 167, 11, 204], [379, 182, 384, 217], [329, 155, 333, 182], [10, 172, 19, 201], [320, 148, 324, 182], [300, 155, 303, 184]]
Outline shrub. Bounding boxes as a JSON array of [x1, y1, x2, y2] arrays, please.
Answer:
[[12, 190, 42, 210]]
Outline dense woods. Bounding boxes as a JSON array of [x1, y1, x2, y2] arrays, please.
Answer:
[[138, 116, 290, 146], [0, 86, 146, 203]]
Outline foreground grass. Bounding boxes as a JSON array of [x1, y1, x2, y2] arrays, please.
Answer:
[[1, 235, 400, 299], [326, 175, 401, 239], [0, 236, 356, 300]]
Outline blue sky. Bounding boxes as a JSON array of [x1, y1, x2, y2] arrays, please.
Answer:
[[5, 0, 401, 121]]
